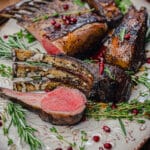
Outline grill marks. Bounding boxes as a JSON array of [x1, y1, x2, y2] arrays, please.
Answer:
[[12, 49, 94, 95]]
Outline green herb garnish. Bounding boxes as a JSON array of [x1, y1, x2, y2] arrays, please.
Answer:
[[132, 73, 150, 90], [74, 0, 85, 7], [6, 102, 42, 150], [119, 28, 126, 41], [104, 67, 115, 80], [118, 118, 127, 136], [0, 64, 12, 78], [50, 127, 88, 150], [115, 0, 132, 14]]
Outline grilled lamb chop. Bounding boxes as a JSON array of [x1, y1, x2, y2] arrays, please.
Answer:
[[0, 86, 87, 125], [12, 62, 91, 94], [0, 0, 108, 56], [104, 7, 148, 71], [12, 49, 131, 102], [86, 0, 123, 27]]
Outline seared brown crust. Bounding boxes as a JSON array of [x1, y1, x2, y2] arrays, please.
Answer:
[[87, 63, 131, 102], [0, 0, 107, 55], [104, 7, 148, 71], [12, 49, 94, 86], [12, 63, 91, 94], [86, 0, 123, 27], [0, 88, 85, 125]]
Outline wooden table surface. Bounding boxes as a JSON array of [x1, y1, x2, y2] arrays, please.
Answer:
[[0, 0, 20, 10]]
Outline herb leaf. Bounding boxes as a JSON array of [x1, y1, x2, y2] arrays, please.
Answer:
[[74, 0, 85, 7], [115, 0, 132, 14], [0, 64, 12, 78], [119, 28, 126, 41], [118, 118, 127, 136]]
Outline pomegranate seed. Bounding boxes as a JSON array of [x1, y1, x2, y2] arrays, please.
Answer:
[[103, 126, 111, 133], [124, 33, 130, 40], [70, 18, 77, 24], [99, 147, 104, 150], [55, 148, 62, 150], [111, 103, 117, 109], [146, 58, 150, 64], [67, 146, 73, 150], [54, 23, 61, 29], [93, 135, 100, 142], [3, 35, 8, 39], [65, 15, 71, 20], [63, 4, 69, 10], [104, 143, 112, 149], [0, 121, 2, 127], [131, 108, 139, 115], [62, 15, 67, 21], [65, 20, 70, 25], [51, 19, 56, 25]]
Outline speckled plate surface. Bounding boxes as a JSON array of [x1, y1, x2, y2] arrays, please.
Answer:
[[0, 0, 150, 150]]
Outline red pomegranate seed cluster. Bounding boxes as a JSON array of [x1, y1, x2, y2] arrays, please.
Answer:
[[3, 35, 8, 39], [62, 15, 77, 25]]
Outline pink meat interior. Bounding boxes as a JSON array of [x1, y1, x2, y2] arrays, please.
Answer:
[[41, 87, 86, 112]]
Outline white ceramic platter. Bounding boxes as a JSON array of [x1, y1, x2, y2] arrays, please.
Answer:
[[0, 0, 150, 150]]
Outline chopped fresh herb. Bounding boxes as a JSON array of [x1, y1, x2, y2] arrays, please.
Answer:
[[118, 118, 127, 136], [132, 73, 150, 90], [104, 67, 115, 80], [115, 0, 132, 14], [74, 0, 85, 7], [125, 70, 135, 75], [137, 119, 145, 124], [119, 28, 126, 41], [52, 12, 60, 17], [50, 127, 88, 150], [16, 30, 36, 43], [0, 64, 12, 78], [83, 59, 97, 63]]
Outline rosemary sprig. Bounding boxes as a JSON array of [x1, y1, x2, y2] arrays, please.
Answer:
[[2, 111, 14, 146], [131, 73, 150, 90], [86, 100, 150, 121], [32, 8, 94, 22], [50, 127, 88, 150], [6, 102, 42, 150], [0, 64, 12, 78]]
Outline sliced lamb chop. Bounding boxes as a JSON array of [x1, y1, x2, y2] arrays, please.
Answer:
[[0, 86, 87, 125]]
